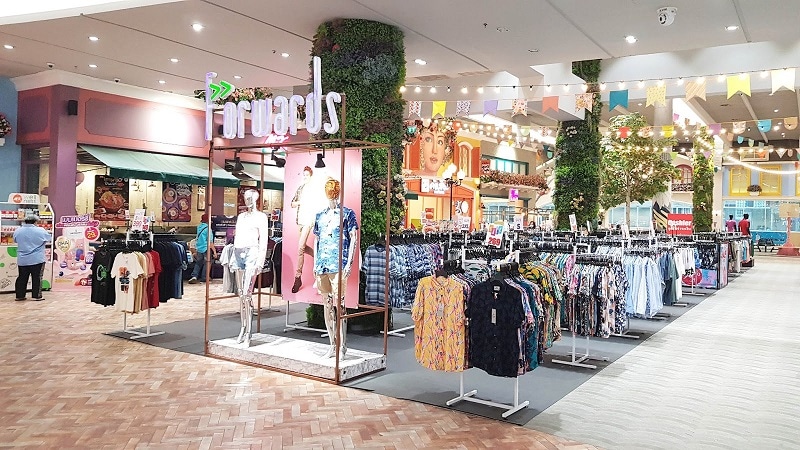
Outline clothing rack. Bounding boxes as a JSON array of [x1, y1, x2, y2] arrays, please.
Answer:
[[115, 231, 165, 340], [446, 372, 530, 418]]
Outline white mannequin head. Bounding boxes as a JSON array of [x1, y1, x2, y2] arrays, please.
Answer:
[[243, 189, 259, 210]]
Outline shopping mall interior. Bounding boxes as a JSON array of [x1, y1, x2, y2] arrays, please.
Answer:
[[1, 1, 800, 448]]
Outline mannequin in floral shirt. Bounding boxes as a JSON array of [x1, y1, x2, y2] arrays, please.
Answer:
[[314, 178, 358, 358]]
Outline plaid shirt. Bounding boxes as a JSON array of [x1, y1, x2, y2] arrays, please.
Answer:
[[363, 245, 388, 306]]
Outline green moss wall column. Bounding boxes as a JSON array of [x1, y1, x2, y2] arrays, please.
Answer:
[[308, 19, 406, 330], [553, 60, 602, 229]]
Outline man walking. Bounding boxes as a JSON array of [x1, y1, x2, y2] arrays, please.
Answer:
[[189, 213, 217, 284], [13, 214, 50, 301]]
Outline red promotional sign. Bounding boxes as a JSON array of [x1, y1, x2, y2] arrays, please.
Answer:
[[667, 213, 693, 235]]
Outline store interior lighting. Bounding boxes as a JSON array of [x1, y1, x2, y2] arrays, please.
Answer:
[[314, 152, 326, 168], [271, 147, 286, 168]]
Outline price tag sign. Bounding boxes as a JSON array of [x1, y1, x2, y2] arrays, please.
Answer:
[[131, 209, 148, 232], [485, 221, 505, 248], [569, 214, 578, 232]]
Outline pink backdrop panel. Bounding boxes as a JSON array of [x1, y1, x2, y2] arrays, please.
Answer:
[[281, 149, 362, 308]]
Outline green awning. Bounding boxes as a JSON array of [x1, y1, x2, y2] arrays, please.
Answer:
[[80, 145, 240, 188], [240, 162, 284, 191]]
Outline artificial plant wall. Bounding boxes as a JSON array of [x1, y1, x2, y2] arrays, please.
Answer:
[[312, 19, 406, 250], [692, 127, 715, 232], [553, 60, 602, 229]]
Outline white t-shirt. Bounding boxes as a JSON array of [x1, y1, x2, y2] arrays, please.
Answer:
[[233, 210, 270, 249], [111, 252, 145, 313]]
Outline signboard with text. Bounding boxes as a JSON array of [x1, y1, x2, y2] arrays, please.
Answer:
[[667, 213, 693, 235]]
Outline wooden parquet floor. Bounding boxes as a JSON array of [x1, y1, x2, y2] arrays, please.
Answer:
[[0, 284, 597, 449]]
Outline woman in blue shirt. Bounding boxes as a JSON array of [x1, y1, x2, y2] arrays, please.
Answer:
[[12, 215, 51, 301]]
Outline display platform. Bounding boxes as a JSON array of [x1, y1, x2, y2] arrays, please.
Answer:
[[208, 333, 386, 382]]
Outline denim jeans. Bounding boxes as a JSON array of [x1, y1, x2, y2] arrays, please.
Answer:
[[191, 252, 208, 281]]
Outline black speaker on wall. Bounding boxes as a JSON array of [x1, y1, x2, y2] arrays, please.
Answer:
[[67, 100, 78, 116]]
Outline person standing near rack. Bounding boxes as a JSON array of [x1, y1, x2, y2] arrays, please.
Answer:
[[314, 178, 358, 358], [725, 215, 737, 232], [13, 215, 50, 301], [738, 213, 751, 236], [189, 213, 217, 284]]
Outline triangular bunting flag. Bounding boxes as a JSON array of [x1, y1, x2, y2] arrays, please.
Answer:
[[408, 101, 422, 117], [639, 126, 653, 137], [575, 93, 593, 112], [737, 136, 744, 144], [732, 121, 747, 134], [727, 74, 751, 98], [748, 139, 755, 147], [771, 68, 796, 94], [456, 100, 471, 117], [776, 147, 788, 158], [673, 113, 681, 123], [785, 117, 798, 130], [685, 80, 707, 101], [646, 85, 667, 107], [661, 125, 674, 137], [432, 101, 447, 118], [542, 96, 559, 113], [608, 90, 628, 111], [483, 100, 499, 116], [619, 126, 630, 139], [757, 119, 772, 133], [512, 99, 528, 116], [520, 126, 531, 137], [709, 123, 722, 135]]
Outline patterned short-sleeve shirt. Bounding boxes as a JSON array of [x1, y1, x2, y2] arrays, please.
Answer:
[[313, 206, 358, 274]]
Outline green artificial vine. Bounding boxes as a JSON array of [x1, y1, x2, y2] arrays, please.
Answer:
[[308, 19, 405, 330], [692, 128, 715, 232], [312, 19, 406, 250], [553, 60, 603, 229]]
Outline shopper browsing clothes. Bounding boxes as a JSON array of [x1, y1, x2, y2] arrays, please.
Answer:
[[738, 213, 751, 236], [13, 215, 50, 301], [189, 213, 217, 284], [725, 215, 737, 232]]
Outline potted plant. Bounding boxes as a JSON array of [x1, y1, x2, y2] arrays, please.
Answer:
[[747, 184, 762, 196]]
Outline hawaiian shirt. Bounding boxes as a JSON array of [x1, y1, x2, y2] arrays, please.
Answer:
[[313, 205, 358, 274], [412, 276, 467, 372]]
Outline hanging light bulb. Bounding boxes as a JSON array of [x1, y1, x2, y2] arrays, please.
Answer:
[[399, 86, 407, 93], [414, 86, 421, 93], [581, 83, 588, 92], [717, 75, 726, 83], [657, 79, 665, 87], [545, 85, 552, 92], [563, 84, 570, 92], [676, 77, 684, 86], [477, 86, 484, 94], [696, 76, 705, 83], [461, 87, 468, 94], [430, 87, 437, 94], [599, 82, 607, 91], [618, 81, 625, 89], [637, 80, 645, 89]]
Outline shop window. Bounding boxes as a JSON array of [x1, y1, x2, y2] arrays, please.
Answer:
[[759, 166, 781, 195], [672, 165, 693, 192], [481, 155, 528, 175], [729, 166, 750, 196]]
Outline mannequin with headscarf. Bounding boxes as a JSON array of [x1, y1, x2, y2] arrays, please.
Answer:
[[232, 189, 269, 347], [313, 179, 359, 358]]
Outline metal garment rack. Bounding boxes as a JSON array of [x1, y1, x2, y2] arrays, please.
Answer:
[[381, 307, 414, 338], [283, 300, 328, 337], [446, 372, 530, 419], [551, 332, 608, 370], [116, 230, 165, 340]]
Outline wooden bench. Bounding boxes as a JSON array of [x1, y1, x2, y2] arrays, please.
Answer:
[[756, 238, 777, 253]]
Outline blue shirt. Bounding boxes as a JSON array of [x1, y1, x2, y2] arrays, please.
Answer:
[[196, 223, 210, 253], [13, 224, 51, 266], [313, 205, 358, 274]]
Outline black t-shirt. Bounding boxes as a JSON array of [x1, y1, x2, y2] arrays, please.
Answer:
[[467, 280, 525, 378], [90, 248, 117, 306]]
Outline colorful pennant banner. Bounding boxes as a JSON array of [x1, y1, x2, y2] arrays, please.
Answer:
[[542, 96, 559, 113], [685, 79, 707, 101], [646, 85, 666, 107], [727, 74, 751, 98], [608, 89, 629, 111]]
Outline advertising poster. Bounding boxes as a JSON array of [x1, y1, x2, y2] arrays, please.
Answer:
[[211, 215, 237, 251], [52, 214, 100, 290], [667, 213, 693, 235], [162, 183, 192, 222], [93, 175, 129, 222], [281, 149, 362, 308]]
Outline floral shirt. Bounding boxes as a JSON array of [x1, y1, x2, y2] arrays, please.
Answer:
[[412, 276, 467, 372], [313, 205, 358, 274]]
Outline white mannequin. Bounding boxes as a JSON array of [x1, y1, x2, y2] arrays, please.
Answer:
[[232, 189, 269, 347], [313, 179, 358, 358]]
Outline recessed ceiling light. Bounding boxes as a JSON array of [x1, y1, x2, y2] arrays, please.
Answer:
[[88, 64, 97, 68], [638, 103, 643, 106], [233, 75, 242, 79], [88, 36, 99, 41], [3, 44, 13, 50], [725, 25, 739, 31], [624, 35, 637, 44], [169, 58, 180, 63], [280, 52, 290, 58], [192, 23, 204, 32], [158, 80, 166, 84], [414, 58, 427, 65], [774, 109, 779, 113], [528, 48, 539, 53]]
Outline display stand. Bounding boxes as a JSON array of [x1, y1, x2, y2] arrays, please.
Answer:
[[446, 372, 529, 418], [115, 230, 165, 340], [283, 300, 328, 337], [551, 332, 608, 370], [0, 198, 55, 294], [381, 307, 413, 338], [610, 316, 642, 340]]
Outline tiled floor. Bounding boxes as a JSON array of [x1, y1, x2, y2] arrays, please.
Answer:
[[0, 282, 595, 449]]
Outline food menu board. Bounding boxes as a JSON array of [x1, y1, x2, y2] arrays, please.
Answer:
[[161, 183, 192, 222], [93, 176, 129, 222]]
